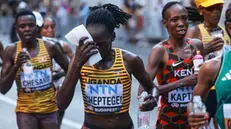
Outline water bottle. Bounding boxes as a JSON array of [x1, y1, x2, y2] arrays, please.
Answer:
[[193, 51, 204, 74], [192, 96, 211, 129], [22, 48, 34, 80], [137, 91, 151, 129]]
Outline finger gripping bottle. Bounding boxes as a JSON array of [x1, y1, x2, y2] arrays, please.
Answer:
[[137, 91, 151, 129], [193, 51, 204, 74], [192, 96, 211, 129], [22, 48, 34, 80]]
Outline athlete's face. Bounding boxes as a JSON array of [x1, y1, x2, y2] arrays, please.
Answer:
[[226, 10, 231, 36], [199, 4, 223, 26], [87, 24, 114, 59], [16, 15, 37, 42], [163, 4, 189, 39], [41, 17, 56, 38]]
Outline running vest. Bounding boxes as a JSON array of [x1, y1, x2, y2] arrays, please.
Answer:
[[14, 39, 57, 113], [80, 48, 131, 115], [215, 51, 231, 129], [156, 40, 197, 129], [198, 24, 231, 90]]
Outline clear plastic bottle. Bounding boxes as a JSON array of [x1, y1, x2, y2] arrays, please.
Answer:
[[22, 48, 34, 80], [192, 96, 211, 129], [137, 91, 151, 129], [193, 51, 204, 74]]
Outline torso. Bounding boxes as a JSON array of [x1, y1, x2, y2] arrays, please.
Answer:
[[14, 39, 58, 113], [80, 48, 134, 129], [197, 23, 231, 60], [156, 39, 198, 129]]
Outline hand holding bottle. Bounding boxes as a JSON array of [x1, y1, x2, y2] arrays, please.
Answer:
[[188, 96, 210, 129]]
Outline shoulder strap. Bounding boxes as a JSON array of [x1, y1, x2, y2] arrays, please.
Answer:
[[162, 41, 174, 54], [186, 38, 197, 55]]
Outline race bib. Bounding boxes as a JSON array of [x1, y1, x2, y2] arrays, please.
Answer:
[[168, 86, 194, 108], [20, 68, 52, 92], [85, 84, 123, 114]]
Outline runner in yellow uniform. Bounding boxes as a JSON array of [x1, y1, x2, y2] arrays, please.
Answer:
[[0, 10, 68, 129]]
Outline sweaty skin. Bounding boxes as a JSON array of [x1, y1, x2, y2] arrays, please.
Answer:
[[187, 57, 221, 128], [0, 15, 68, 94], [0, 15, 68, 129], [57, 23, 158, 129], [139, 4, 204, 95]]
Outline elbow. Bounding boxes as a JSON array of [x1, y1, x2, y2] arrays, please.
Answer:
[[56, 93, 68, 111], [58, 104, 67, 111], [57, 100, 68, 111]]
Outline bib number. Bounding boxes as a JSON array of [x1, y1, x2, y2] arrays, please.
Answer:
[[85, 84, 123, 114], [168, 86, 194, 108], [20, 68, 52, 92]]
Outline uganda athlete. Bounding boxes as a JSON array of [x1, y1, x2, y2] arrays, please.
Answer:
[[57, 3, 158, 129], [0, 10, 68, 129]]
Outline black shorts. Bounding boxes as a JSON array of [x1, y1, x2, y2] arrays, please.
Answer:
[[205, 90, 217, 119]]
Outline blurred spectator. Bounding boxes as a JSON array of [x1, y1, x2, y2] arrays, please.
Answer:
[[56, 3, 69, 37], [78, 0, 89, 25]]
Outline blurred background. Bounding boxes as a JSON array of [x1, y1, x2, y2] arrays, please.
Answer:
[[0, 0, 230, 129], [0, 0, 229, 45]]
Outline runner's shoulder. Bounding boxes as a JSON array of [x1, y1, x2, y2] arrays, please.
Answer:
[[121, 48, 139, 61], [151, 40, 168, 54], [188, 25, 200, 34], [200, 56, 221, 76], [187, 38, 203, 48], [43, 39, 59, 50], [187, 25, 201, 38], [4, 43, 16, 57]]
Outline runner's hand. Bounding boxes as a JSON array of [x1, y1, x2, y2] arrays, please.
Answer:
[[204, 37, 224, 54], [182, 74, 198, 86], [74, 36, 98, 67], [15, 51, 30, 69], [188, 112, 209, 129], [139, 94, 157, 111]]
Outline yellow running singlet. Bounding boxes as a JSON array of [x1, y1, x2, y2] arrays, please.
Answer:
[[14, 39, 58, 113]]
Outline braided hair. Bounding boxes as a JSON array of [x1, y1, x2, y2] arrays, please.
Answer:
[[86, 3, 131, 34]]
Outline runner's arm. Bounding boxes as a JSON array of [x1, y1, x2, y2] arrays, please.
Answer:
[[57, 39, 97, 110], [187, 59, 219, 113], [187, 59, 219, 128], [57, 55, 81, 110], [63, 42, 73, 59], [52, 43, 69, 73], [0, 46, 18, 94], [130, 54, 158, 96]]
